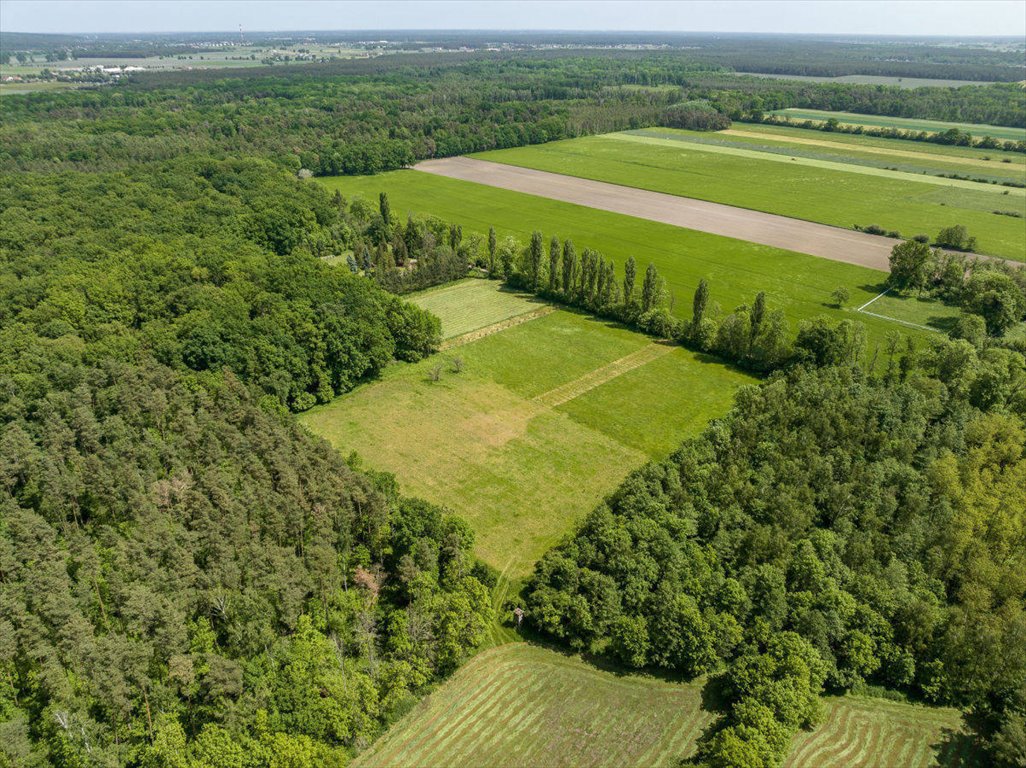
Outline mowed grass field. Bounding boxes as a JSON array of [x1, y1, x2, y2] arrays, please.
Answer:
[[768, 108, 1026, 142], [318, 172, 958, 353], [353, 643, 984, 768], [301, 281, 754, 577], [471, 131, 1026, 261], [409, 279, 545, 339]]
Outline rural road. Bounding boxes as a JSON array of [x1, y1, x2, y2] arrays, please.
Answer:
[[415, 157, 911, 271]]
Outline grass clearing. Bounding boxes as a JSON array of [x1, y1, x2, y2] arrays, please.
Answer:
[[409, 279, 544, 339], [354, 643, 983, 768], [317, 171, 988, 353], [768, 108, 1026, 142], [470, 133, 1026, 260], [301, 285, 754, 577]]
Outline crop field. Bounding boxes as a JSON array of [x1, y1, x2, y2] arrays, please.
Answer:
[[768, 108, 1026, 142], [318, 172, 990, 354], [408, 279, 545, 339], [728, 122, 1026, 168], [353, 643, 982, 768], [301, 281, 754, 577], [470, 132, 1026, 261]]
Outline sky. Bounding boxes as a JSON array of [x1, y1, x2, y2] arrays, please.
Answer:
[[2, 0, 1025, 37]]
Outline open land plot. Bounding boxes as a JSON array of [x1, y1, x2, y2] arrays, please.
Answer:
[[768, 108, 1026, 142], [470, 133, 1026, 261], [317, 171, 954, 353], [353, 643, 983, 768], [408, 279, 546, 339], [301, 286, 754, 578]]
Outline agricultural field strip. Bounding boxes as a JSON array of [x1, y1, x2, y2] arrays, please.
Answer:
[[439, 305, 556, 349], [533, 342, 676, 407], [721, 128, 1022, 171], [415, 156, 905, 271], [768, 108, 1026, 142], [613, 132, 1025, 195]]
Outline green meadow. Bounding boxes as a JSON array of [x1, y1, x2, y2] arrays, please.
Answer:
[[301, 282, 754, 579], [768, 108, 1026, 142], [470, 132, 1026, 260]]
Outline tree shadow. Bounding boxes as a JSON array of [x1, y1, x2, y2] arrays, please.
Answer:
[[932, 726, 984, 767]]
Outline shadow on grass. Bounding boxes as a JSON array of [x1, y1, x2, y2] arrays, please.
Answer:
[[932, 725, 985, 768]]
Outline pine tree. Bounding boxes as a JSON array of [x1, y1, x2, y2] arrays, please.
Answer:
[[379, 192, 392, 227]]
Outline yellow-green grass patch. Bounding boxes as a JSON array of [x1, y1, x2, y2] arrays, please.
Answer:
[[408, 279, 545, 339], [352, 643, 713, 768], [301, 309, 752, 577]]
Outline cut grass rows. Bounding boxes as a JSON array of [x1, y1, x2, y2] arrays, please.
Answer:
[[354, 643, 982, 768], [409, 279, 545, 339], [353, 644, 713, 768]]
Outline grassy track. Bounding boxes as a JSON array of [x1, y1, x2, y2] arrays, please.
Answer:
[[301, 283, 754, 577], [353, 643, 983, 768], [318, 171, 975, 354], [409, 279, 545, 339], [768, 108, 1026, 142], [470, 133, 1026, 260]]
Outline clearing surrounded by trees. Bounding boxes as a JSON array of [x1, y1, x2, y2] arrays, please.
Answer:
[[300, 280, 755, 577]]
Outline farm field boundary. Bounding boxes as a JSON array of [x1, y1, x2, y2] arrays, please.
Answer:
[[612, 131, 1024, 195], [768, 108, 1026, 142], [415, 157, 903, 270], [722, 128, 1021, 171]]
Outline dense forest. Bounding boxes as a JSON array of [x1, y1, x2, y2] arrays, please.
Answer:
[[0, 155, 493, 766], [1, 54, 1023, 181]]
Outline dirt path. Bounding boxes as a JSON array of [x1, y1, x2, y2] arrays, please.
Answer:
[[416, 157, 956, 272], [440, 306, 556, 350], [722, 129, 1021, 170], [533, 342, 675, 408]]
